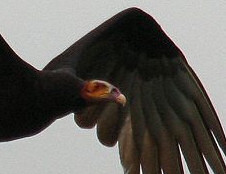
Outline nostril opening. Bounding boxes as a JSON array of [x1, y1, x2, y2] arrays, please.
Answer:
[[111, 88, 119, 94]]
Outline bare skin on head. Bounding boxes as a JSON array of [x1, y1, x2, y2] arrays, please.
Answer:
[[81, 80, 126, 106]]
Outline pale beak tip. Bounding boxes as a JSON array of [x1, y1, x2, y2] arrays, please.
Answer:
[[116, 94, 127, 107]]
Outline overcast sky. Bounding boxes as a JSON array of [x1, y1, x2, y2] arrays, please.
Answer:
[[0, 1, 225, 174]]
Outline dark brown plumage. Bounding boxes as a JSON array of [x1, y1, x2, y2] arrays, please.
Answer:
[[0, 32, 124, 141], [0, 8, 225, 174]]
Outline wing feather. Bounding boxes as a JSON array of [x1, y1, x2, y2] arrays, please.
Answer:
[[119, 115, 141, 174], [74, 104, 102, 128], [130, 74, 146, 153], [97, 69, 134, 146], [163, 77, 210, 173], [143, 79, 184, 174], [97, 103, 121, 146], [166, 70, 226, 173], [174, 64, 226, 153], [44, 8, 225, 174], [140, 130, 161, 174]]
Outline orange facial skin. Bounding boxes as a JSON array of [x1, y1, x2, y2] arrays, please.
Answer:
[[81, 80, 126, 106]]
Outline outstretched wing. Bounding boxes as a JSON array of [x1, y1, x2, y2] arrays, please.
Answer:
[[0, 34, 40, 140], [0, 34, 38, 89], [45, 8, 226, 174]]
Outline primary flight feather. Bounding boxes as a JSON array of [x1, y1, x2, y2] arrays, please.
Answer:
[[0, 8, 225, 174]]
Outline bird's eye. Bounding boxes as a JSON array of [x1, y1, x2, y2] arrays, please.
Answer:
[[94, 84, 100, 89], [91, 83, 102, 92]]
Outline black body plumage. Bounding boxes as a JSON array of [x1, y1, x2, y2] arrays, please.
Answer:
[[0, 8, 225, 174]]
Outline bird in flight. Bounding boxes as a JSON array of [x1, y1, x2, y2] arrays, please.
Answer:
[[0, 7, 225, 174]]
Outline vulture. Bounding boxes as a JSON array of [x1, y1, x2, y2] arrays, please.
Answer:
[[0, 7, 225, 174]]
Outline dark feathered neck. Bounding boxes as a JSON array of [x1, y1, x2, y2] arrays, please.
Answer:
[[36, 70, 86, 117]]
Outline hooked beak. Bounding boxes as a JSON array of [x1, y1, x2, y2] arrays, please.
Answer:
[[81, 79, 127, 106], [115, 93, 126, 107]]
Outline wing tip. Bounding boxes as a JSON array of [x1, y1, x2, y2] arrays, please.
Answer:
[[120, 7, 145, 14], [115, 7, 153, 21]]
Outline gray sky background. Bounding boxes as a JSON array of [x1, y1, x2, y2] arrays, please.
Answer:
[[0, 1, 225, 174]]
